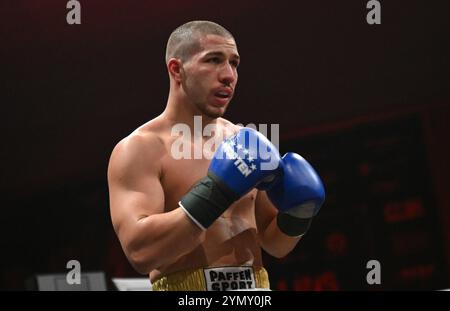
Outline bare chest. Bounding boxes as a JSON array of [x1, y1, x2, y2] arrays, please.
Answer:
[[160, 145, 257, 223]]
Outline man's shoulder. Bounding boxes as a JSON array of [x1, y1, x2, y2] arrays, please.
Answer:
[[108, 121, 166, 173], [218, 117, 241, 133], [115, 117, 167, 154], [108, 132, 164, 183], [118, 130, 163, 154]]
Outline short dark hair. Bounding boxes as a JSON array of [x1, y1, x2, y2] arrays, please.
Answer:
[[165, 21, 235, 63]]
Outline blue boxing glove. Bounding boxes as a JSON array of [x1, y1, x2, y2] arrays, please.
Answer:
[[180, 127, 282, 230], [267, 152, 325, 237]]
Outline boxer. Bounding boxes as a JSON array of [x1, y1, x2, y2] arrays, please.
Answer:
[[107, 21, 325, 290]]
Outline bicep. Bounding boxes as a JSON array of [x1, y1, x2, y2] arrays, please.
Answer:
[[109, 174, 165, 235], [107, 137, 165, 241]]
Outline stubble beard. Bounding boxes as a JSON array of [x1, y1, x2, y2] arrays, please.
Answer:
[[197, 101, 226, 119], [183, 79, 228, 119]]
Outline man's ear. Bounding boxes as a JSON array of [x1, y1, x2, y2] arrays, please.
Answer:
[[167, 58, 183, 83]]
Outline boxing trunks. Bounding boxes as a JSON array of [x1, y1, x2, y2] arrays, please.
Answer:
[[152, 266, 270, 291]]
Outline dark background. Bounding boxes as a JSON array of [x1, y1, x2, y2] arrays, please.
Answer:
[[1, 0, 449, 290]]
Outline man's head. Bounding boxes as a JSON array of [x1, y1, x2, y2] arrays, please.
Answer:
[[165, 21, 235, 64], [166, 21, 240, 119]]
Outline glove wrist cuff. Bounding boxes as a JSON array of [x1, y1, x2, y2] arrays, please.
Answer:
[[179, 173, 238, 230], [276, 212, 313, 237]]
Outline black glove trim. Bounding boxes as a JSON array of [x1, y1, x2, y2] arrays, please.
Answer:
[[277, 212, 313, 237], [179, 173, 238, 230]]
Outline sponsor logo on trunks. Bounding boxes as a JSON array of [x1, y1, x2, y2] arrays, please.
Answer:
[[204, 266, 256, 291]]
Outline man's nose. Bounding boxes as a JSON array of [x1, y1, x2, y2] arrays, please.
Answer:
[[218, 63, 236, 85]]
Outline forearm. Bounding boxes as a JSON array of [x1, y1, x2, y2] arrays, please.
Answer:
[[259, 214, 302, 258], [124, 207, 205, 274]]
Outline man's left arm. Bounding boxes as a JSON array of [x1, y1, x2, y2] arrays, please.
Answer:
[[255, 190, 302, 258]]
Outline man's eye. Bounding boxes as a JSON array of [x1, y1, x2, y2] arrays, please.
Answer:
[[231, 61, 239, 68], [208, 57, 221, 63]]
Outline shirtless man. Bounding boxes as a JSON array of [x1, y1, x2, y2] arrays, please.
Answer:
[[107, 21, 325, 291]]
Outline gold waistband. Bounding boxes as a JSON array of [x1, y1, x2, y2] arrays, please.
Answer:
[[152, 266, 270, 291]]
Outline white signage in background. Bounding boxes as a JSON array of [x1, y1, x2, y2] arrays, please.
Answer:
[[112, 278, 153, 291]]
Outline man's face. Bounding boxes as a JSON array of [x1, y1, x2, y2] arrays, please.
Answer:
[[181, 34, 239, 119]]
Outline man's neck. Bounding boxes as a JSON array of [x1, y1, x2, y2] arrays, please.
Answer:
[[163, 91, 219, 133]]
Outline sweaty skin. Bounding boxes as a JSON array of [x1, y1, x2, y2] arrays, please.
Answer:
[[108, 33, 301, 284], [133, 117, 261, 282]]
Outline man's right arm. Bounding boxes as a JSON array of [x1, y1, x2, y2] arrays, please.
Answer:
[[107, 133, 205, 275]]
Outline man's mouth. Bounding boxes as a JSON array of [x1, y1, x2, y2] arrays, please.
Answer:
[[213, 87, 233, 99], [211, 92, 232, 107], [214, 91, 231, 99]]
